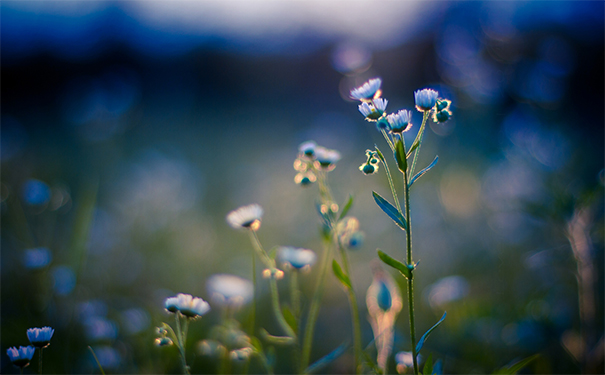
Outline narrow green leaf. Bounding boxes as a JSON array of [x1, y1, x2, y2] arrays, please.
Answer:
[[88, 346, 106, 375], [422, 353, 434, 375], [338, 195, 354, 221], [250, 336, 263, 353], [304, 341, 349, 374], [493, 354, 539, 374], [361, 349, 382, 375], [268, 246, 279, 260], [374, 145, 385, 162], [394, 139, 407, 173], [161, 322, 180, 348], [260, 328, 295, 345], [377, 249, 411, 279], [406, 141, 420, 159], [416, 312, 447, 353], [332, 260, 352, 289], [372, 191, 407, 231], [409, 156, 438, 188], [282, 305, 298, 334]]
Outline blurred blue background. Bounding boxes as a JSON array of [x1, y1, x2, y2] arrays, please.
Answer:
[[2, 1, 603, 373]]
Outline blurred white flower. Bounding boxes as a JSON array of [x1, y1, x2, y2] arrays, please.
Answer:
[[226, 204, 263, 231], [207, 274, 254, 308], [279, 247, 317, 270], [350, 78, 382, 100], [164, 293, 210, 318]]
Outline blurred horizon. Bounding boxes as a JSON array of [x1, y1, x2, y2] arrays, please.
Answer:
[[2, 1, 604, 374]]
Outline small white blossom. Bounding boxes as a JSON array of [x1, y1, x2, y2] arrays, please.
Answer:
[[350, 78, 382, 100], [226, 204, 263, 231], [27, 326, 54, 348], [279, 247, 317, 269], [414, 88, 439, 111], [358, 99, 388, 120], [387, 109, 413, 133], [207, 274, 254, 308], [164, 293, 210, 318], [314, 146, 341, 171], [298, 140, 317, 158], [6, 346, 35, 369]]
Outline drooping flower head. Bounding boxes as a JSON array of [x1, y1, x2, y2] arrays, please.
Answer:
[[279, 247, 317, 270], [359, 150, 380, 176], [414, 88, 439, 112], [27, 326, 54, 348], [298, 140, 317, 158], [350, 78, 382, 101], [294, 171, 317, 187], [336, 217, 365, 250], [6, 346, 35, 369], [226, 204, 263, 231], [395, 351, 422, 374], [164, 293, 210, 318], [358, 98, 388, 121], [433, 98, 452, 123], [387, 109, 413, 133], [313, 146, 341, 172], [207, 274, 254, 308]]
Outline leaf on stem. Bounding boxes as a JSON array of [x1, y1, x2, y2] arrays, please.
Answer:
[[281, 305, 298, 334], [409, 156, 438, 188], [394, 139, 407, 173], [332, 260, 352, 289], [161, 322, 180, 348], [492, 354, 540, 374], [416, 312, 447, 353], [377, 249, 411, 279], [260, 328, 296, 346], [304, 341, 349, 374], [422, 353, 434, 375], [338, 195, 354, 221], [372, 191, 407, 231]]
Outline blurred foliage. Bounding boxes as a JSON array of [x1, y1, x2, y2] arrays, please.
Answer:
[[2, 1, 603, 374]]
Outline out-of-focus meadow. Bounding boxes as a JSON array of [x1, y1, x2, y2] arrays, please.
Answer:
[[1, 1, 603, 374]]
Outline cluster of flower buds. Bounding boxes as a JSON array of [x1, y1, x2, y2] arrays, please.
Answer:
[[293, 140, 341, 186], [359, 150, 381, 175], [154, 327, 173, 347], [350, 78, 452, 134]]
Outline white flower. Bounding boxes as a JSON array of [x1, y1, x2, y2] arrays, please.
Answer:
[[314, 146, 341, 171], [414, 88, 439, 111], [164, 293, 210, 318], [358, 99, 388, 120], [226, 204, 263, 231], [387, 109, 413, 133], [27, 326, 54, 348], [279, 247, 317, 269], [207, 274, 254, 308], [350, 78, 382, 100], [6, 346, 35, 368], [298, 140, 317, 158]]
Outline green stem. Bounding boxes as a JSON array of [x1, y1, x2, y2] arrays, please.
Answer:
[[39, 347, 43, 375], [339, 245, 362, 374], [270, 277, 297, 339], [377, 145, 403, 215], [175, 313, 190, 375], [248, 231, 273, 268], [409, 112, 429, 179], [403, 157, 419, 375], [250, 252, 257, 336], [290, 270, 301, 318], [301, 241, 333, 372], [380, 129, 395, 152]]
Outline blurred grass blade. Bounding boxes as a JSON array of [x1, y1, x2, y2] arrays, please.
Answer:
[[338, 194, 354, 221], [372, 191, 407, 231], [88, 346, 106, 375], [70, 178, 99, 278], [361, 349, 381, 375], [416, 312, 447, 353], [332, 260, 352, 289], [260, 328, 295, 346], [304, 341, 349, 374], [493, 354, 539, 374], [377, 249, 411, 279], [409, 156, 438, 188]]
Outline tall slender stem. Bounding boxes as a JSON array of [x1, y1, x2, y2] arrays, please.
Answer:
[[290, 270, 301, 318], [38, 348, 43, 375], [301, 241, 332, 372], [409, 112, 429, 179], [175, 313, 190, 374], [339, 245, 362, 374], [403, 154, 419, 375], [250, 252, 257, 336]]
